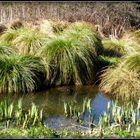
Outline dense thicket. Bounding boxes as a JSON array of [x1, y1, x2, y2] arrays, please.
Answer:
[[0, 2, 139, 38]]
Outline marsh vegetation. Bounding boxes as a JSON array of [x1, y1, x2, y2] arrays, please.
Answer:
[[0, 1, 140, 138]]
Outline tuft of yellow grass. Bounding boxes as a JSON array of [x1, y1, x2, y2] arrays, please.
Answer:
[[100, 53, 140, 101], [39, 19, 55, 37], [121, 30, 140, 54]]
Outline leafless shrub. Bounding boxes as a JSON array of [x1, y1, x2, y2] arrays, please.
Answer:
[[0, 2, 139, 38]]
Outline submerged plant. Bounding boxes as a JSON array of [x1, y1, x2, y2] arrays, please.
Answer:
[[38, 35, 97, 86], [100, 99, 140, 131], [99, 114, 106, 129], [0, 55, 46, 94], [64, 101, 77, 118], [82, 98, 91, 114]]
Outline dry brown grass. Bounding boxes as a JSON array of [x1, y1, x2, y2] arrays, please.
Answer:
[[0, 24, 7, 35], [49, 19, 70, 34], [121, 30, 140, 54], [0, 2, 139, 38], [99, 53, 140, 100], [9, 18, 24, 30], [39, 19, 55, 37]]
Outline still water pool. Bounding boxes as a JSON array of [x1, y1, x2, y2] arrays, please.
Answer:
[[0, 85, 113, 131]]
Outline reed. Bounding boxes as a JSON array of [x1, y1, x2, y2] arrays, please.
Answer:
[[63, 98, 92, 124], [0, 98, 43, 128], [0, 97, 13, 122], [98, 99, 140, 131]]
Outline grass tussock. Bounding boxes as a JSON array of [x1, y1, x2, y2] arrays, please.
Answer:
[[0, 28, 21, 44], [38, 35, 97, 86], [121, 30, 140, 54], [64, 21, 96, 32], [0, 41, 16, 56], [12, 27, 47, 55], [3, 19, 140, 93], [102, 39, 126, 57], [99, 53, 140, 100], [0, 55, 46, 94], [0, 20, 105, 91], [62, 21, 103, 55], [37, 22, 104, 86], [0, 26, 48, 55], [98, 29, 140, 100]]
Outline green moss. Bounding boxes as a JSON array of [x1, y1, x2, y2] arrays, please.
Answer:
[[135, 128, 140, 138], [0, 126, 58, 138], [0, 128, 27, 138], [114, 128, 131, 138], [27, 126, 59, 138], [0, 125, 140, 138]]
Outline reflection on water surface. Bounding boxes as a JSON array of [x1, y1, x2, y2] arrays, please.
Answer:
[[0, 85, 113, 131]]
